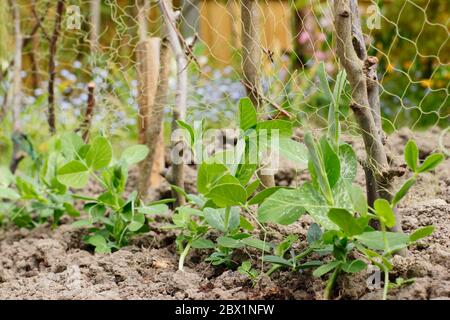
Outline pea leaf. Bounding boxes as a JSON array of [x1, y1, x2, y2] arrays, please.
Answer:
[[374, 199, 396, 228], [85, 136, 113, 170], [356, 231, 410, 251], [341, 259, 367, 273], [217, 236, 244, 248], [121, 144, 149, 165], [313, 260, 341, 277], [256, 119, 293, 136], [320, 137, 341, 188], [258, 188, 305, 225], [176, 120, 195, 146], [276, 137, 308, 167], [241, 237, 272, 252], [307, 223, 323, 244], [404, 140, 419, 172], [328, 208, 364, 237], [392, 177, 416, 207], [417, 153, 444, 173], [128, 212, 145, 232], [57, 160, 89, 189], [204, 207, 240, 233], [197, 163, 229, 194], [248, 186, 286, 205], [262, 255, 293, 267], [339, 143, 357, 182], [191, 239, 215, 249], [410, 225, 435, 242], [239, 98, 257, 131], [206, 183, 247, 207]]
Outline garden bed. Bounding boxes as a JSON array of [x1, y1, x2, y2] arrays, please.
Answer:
[[0, 129, 449, 300]]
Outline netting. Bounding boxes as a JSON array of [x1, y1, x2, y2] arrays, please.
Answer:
[[0, 0, 448, 152]]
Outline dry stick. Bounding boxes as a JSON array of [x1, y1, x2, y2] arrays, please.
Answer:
[[138, 39, 171, 200], [333, 0, 403, 232], [90, 0, 101, 52], [47, 0, 65, 135], [81, 83, 96, 143], [9, 0, 24, 173], [160, 0, 187, 207], [136, 38, 165, 198], [241, 0, 275, 189]]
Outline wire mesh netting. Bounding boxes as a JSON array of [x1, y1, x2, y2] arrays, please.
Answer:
[[0, 0, 448, 152]]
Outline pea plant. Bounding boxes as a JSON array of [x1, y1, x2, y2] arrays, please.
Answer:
[[169, 98, 309, 270], [54, 133, 169, 253], [257, 127, 443, 298], [0, 136, 80, 228]]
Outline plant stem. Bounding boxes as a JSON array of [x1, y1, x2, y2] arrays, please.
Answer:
[[266, 247, 314, 277], [383, 266, 389, 300], [178, 242, 191, 271], [324, 266, 340, 300]]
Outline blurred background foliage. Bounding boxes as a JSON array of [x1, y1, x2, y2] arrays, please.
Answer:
[[0, 0, 448, 166]]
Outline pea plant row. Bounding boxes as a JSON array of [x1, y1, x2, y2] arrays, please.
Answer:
[[0, 79, 444, 299]]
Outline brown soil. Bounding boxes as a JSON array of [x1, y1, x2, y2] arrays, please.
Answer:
[[0, 129, 449, 300]]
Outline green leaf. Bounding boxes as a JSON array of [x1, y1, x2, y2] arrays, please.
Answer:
[[341, 259, 367, 273], [307, 223, 323, 244], [240, 215, 254, 231], [374, 199, 396, 228], [356, 231, 410, 251], [258, 188, 305, 225], [256, 119, 293, 136], [191, 238, 215, 249], [197, 163, 229, 194], [317, 61, 333, 102], [339, 144, 357, 182], [350, 184, 368, 215], [121, 144, 149, 165], [57, 160, 89, 189], [404, 140, 419, 172], [417, 153, 444, 173], [239, 98, 257, 131], [138, 204, 169, 216], [241, 237, 271, 252], [217, 236, 244, 248], [176, 120, 195, 146], [245, 179, 260, 198], [72, 219, 94, 228], [320, 137, 340, 188], [206, 183, 247, 207], [203, 207, 240, 232], [60, 132, 84, 159], [328, 208, 364, 237], [410, 226, 435, 242], [304, 133, 333, 204], [262, 255, 292, 267], [85, 235, 111, 253], [276, 137, 308, 167], [85, 136, 113, 170], [392, 177, 416, 207], [128, 212, 145, 232], [313, 260, 341, 277], [248, 186, 286, 205], [0, 187, 20, 200]]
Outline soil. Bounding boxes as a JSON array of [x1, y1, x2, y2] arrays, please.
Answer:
[[0, 128, 449, 300]]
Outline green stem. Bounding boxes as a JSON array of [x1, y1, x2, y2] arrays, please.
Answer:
[[324, 266, 340, 300], [383, 266, 389, 300], [178, 242, 191, 271], [266, 247, 314, 277]]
